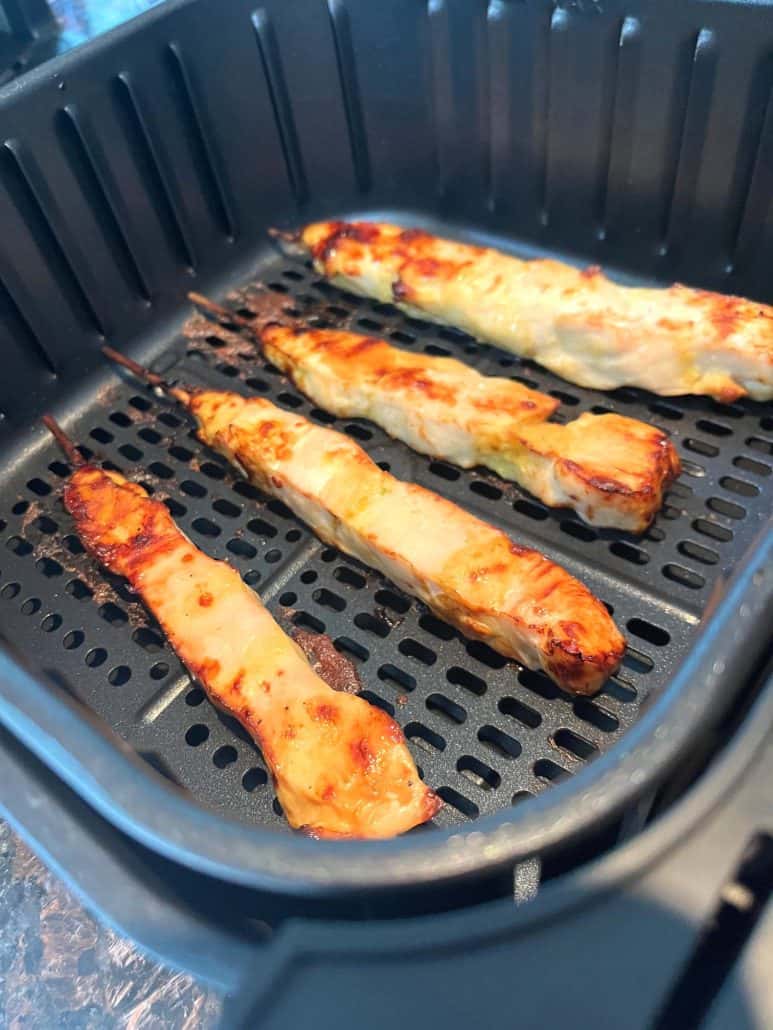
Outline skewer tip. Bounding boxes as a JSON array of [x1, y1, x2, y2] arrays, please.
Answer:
[[42, 414, 86, 467], [268, 226, 306, 257], [101, 346, 191, 406], [187, 292, 255, 333]]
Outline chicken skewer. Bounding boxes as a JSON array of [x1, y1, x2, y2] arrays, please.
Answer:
[[42, 415, 440, 839], [102, 347, 625, 695], [286, 220, 773, 404], [188, 291, 680, 533]]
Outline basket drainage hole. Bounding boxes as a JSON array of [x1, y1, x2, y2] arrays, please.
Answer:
[[279, 592, 297, 607], [213, 498, 241, 518], [150, 662, 169, 680], [573, 698, 619, 733], [314, 588, 346, 612], [720, 476, 759, 498], [359, 689, 395, 716], [63, 630, 84, 650], [377, 663, 416, 692], [418, 613, 455, 641], [428, 461, 460, 482], [663, 563, 705, 590], [1, 582, 20, 599], [534, 758, 570, 783], [300, 570, 318, 585], [446, 666, 486, 697], [426, 693, 467, 724], [334, 636, 370, 663], [466, 639, 507, 669], [518, 668, 560, 700], [355, 612, 392, 638], [7, 536, 32, 556], [100, 602, 127, 626], [27, 478, 51, 497], [561, 520, 597, 543], [133, 627, 164, 653], [707, 497, 745, 520], [457, 756, 500, 790], [512, 791, 534, 806], [181, 480, 207, 498], [405, 722, 446, 753], [67, 579, 93, 602], [213, 746, 238, 769], [186, 724, 209, 746], [192, 517, 221, 538], [436, 786, 478, 819], [499, 696, 542, 728], [553, 728, 598, 761], [228, 538, 257, 560], [108, 665, 131, 686], [399, 638, 436, 665], [85, 647, 107, 668], [334, 566, 364, 589], [627, 618, 670, 647], [41, 613, 62, 633], [478, 725, 521, 760], [678, 540, 718, 565], [374, 588, 410, 613], [20, 597, 41, 616], [242, 767, 267, 792], [293, 611, 325, 634], [610, 541, 649, 565]]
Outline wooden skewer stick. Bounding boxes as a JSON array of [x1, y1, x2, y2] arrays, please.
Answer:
[[187, 291, 257, 334], [42, 415, 86, 467], [101, 346, 191, 406]]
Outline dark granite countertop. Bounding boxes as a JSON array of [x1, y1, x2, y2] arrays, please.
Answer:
[[0, 820, 221, 1028]]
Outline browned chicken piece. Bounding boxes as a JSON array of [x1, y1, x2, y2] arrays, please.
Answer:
[[119, 373, 621, 694], [186, 390, 623, 693], [296, 220, 773, 403], [55, 453, 440, 839], [249, 320, 680, 533]]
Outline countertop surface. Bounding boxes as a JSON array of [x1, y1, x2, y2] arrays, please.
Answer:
[[0, 820, 221, 1029]]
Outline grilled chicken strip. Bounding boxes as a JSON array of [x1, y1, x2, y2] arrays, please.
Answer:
[[51, 438, 440, 838], [233, 315, 678, 533], [103, 349, 624, 693], [296, 221, 773, 403]]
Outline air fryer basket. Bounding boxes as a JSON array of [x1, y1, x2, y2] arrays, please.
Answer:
[[0, 0, 771, 1018]]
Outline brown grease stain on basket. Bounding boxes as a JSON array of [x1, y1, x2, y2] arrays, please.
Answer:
[[291, 626, 362, 694]]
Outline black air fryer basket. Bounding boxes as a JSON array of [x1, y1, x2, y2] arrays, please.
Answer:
[[0, 0, 771, 1026]]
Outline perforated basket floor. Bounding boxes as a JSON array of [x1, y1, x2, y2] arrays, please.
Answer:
[[0, 234, 770, 832]]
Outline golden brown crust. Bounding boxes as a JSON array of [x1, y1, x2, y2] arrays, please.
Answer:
[[260, 324, 680, 532], [63, 465, 440, 838], [189, 391, 625, 693], [301, 221, 773, 402]]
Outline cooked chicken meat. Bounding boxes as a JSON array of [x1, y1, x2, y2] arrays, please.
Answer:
[[251, 321, 680, 532], [297, 220, 773, 403], [181, 388, 625, 694], [59, 459, 440, 838]]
